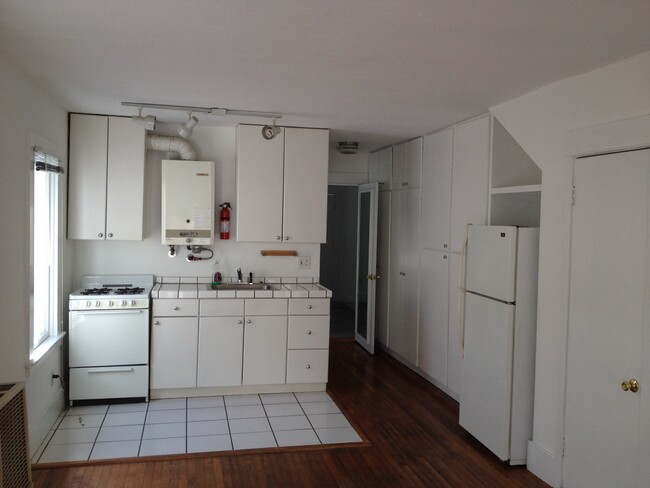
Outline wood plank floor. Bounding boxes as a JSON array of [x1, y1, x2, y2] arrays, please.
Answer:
[[32, 341, 550, 487]]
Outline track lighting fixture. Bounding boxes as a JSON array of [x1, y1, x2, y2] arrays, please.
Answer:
[[131, 107, 156, 130], [121, 101, 282, 120], [177, 114, 199, 138], [262, 120, 282, 140]]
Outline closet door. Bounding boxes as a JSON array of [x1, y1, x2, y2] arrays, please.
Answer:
[[564, 149, 650, 488]]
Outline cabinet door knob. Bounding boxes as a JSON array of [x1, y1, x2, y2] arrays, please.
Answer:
[[307, 305, 313, 309], [237, 320, 243, 325], [276, 236, 282, 240], [443, 255, 447, 260], [98, 233, 103, 238], [107, 233, 113, 238], [154, 321, 160, 326], [307, 330, 312, 335], [246, 319, 252, 324], [306, 364, 311, 369], [284, 236, 290, 240], [173, 306, 179, 311], [443, 244, 448, 248]]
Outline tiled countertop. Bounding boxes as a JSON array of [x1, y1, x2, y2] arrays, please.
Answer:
[[152, 277, 332, 299]]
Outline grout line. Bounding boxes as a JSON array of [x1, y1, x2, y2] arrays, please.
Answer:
[[259, 394, 279, 447], [295, 393, 323, 445]]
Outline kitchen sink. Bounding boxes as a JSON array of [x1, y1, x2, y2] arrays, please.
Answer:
[[211, 282, 276, 291]]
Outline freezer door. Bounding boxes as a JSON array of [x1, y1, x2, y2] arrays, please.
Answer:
[[459, 292, 514, 462], [465, 225, 517, 303]]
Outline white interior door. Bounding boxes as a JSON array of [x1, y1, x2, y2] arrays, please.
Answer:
[[355, 183, 379, 354], [564, 149, 650, 488]]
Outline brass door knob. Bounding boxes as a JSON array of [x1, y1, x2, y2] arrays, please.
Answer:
[[621, 379, 640, 393]]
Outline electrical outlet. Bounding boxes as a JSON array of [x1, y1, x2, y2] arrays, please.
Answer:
[[298, 256, 311, 269]]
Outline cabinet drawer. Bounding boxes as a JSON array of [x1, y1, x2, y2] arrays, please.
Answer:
[[69, 365, 148, 401], [200, 299, 244, 317], [288, 298, 330, 315], [245, 298, 288, 316], [153, 299, 199, 317], [286, 350, 329, 384], [288, 316, 330, 349]]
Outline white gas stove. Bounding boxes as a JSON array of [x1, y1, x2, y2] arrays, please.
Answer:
[[69, 274, 153, 310], [68, 274, 154, 405]]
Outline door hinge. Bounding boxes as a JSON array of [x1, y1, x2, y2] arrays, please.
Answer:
[[571, 186, 576, 206]]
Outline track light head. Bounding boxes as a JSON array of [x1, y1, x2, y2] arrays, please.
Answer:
[[178, 115, 199, 138], [132, 114, 156, 131]]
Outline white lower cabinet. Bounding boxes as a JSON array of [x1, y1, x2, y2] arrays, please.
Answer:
[[151, 295, 330, 393], [243, 316, 287, 385], [287, 298, 330, 384], [287, 350, 329, 383], [151, 317, 198, 389], [197, 317, 244, 387]]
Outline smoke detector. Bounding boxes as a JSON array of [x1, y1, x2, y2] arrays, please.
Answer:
[[337, 141, 359, 154]]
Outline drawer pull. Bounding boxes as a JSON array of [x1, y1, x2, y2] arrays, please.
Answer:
[[307, 330, 312, 335], [238, 320, 243, 325], [154, 320, 160, 326], [306, 364, 311, 369], [246, 319, 252, 324], [87, 367, 134, 374], [307, 305, 313, 309], [173, 306, 180, 311]]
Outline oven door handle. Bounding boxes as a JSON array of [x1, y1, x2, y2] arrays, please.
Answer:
[[86, 367, 135, 374], [71, 310, 145, 315]]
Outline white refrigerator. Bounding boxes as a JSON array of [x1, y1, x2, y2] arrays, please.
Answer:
[[459, 225, 539, 465]]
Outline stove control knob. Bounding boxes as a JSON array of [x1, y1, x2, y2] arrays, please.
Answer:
[[95, 301, 101, 307], [108, 301, 114, 307], [131, 300, 136, 306], [121, 300, 127, 307], [86, 301, 92, 308]]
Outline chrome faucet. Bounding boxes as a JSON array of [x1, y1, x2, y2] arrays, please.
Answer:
[[236, 268, 242, 283]]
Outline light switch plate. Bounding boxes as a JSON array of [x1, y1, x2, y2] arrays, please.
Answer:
[[298, 256, 311, 269]]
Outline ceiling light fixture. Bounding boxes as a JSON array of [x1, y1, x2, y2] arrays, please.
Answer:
[[131, 107, 156, 130], [337, 141, 359, 154], [262, 120, 282, 140], [121, 101, 282, 120], [177, 113, 199, 138]]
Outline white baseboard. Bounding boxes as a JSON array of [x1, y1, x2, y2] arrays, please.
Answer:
[[527, 440, 562, 488]]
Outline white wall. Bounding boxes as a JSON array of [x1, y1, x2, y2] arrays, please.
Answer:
[[0, 49, 68, 452], [70, 124, 322, 284], [328, 151, 369, 185], [491, 50, 650, 487]]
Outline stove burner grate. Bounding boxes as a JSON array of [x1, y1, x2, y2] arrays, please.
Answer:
[[80, 288, 110, 295]]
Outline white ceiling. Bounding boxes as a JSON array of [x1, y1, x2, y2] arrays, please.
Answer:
[[1, 0, 649, 151]]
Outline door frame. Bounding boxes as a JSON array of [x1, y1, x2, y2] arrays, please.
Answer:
[[559, 117, 650, 487]]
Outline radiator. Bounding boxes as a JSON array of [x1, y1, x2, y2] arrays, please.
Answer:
[[0, 382, 31, 488]]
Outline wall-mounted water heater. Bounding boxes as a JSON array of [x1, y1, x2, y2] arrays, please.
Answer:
[[161, 159, 215, 245]]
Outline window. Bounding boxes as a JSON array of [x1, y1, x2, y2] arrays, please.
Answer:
[[31, 146, 63, 353]]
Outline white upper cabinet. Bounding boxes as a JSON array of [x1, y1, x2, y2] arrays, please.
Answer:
[[283, 127, 329, 243], [449, 115, 490, 253], [68, 114, 145, 240], [421, 128, 453, 252], [369, 146, 392, 191], [236, 125, 329, 243], [391, 138, 422, 190]]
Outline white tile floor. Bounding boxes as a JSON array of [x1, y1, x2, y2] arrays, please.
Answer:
[[35, 391, 363, 464]]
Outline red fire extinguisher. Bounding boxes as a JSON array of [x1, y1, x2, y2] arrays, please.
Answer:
[[219, 202, 231, 240]]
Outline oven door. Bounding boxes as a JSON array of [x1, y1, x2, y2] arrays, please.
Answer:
[[69, 309, 149, 367]]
